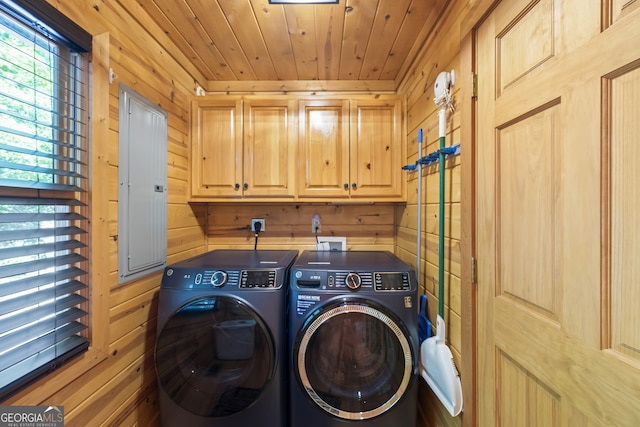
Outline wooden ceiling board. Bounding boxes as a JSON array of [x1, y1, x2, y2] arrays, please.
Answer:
[[252, 0, 299, 80], [313, 2, 345, 80], [285, 5, 321, 80], [379, 0, 442, 82], [137, 0, 230, 81], [181, 0, 258, 80], [133, 0, 444, 90], [339, 0, 379, 80], [147, 0, 237, 80], [218, 0, 278, 80], [358, 0, 412, 80]]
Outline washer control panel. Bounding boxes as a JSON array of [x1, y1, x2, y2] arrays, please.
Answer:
[[374, 272, 411, 291], [293, 270, 412, 291]]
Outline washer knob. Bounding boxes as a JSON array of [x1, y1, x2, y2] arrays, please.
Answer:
[[345, 272, 362, 290], [211, 270, 228, 287]]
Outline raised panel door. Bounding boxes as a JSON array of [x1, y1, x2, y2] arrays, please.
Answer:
[[297, 99, 350, 198], [190, 98, 242, 199], [243, 98, 297, 198], [350, 98, 405, 200], [476, 1, 640, 425]]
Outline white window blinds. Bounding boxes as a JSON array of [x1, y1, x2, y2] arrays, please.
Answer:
[[0, 0, 90, 399]]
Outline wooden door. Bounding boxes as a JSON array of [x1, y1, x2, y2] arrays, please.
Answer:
[[190, 98, 242, 199], [349, 98, 405, 200], [476, 1, 640, 426], [297, 99, 350, 199], [243, 98, 297, 198]]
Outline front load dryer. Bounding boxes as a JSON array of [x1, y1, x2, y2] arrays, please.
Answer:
[[288, 250, 419, 427], [154, 249, 298, 427]]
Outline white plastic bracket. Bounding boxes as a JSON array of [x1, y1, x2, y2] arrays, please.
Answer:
[[109, 67, 118, 84]]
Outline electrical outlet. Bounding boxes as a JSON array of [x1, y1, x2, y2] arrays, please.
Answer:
[[251, 218, 265, 232], [311, 214, 321, 233]]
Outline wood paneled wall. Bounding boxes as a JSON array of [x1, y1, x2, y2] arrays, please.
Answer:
[[204, 203, 396, 252], [0, 1, 208, 426], [395, 1, 481, 426], [0, 1, 490, 426]]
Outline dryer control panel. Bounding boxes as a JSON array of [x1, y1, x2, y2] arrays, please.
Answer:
[[240, 270, 278, 288], [162, 268, 280, 289]]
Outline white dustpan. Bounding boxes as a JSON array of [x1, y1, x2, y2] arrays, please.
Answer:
[[420, 315, 463, 416]]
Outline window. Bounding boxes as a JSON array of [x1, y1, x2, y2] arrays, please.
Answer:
[[0, 0, 91, 399]]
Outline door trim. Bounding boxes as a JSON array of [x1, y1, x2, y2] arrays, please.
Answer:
[[459, 2, 498, 426]]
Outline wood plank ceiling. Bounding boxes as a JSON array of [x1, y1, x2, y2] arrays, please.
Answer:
[[139, 0, 445, 90]]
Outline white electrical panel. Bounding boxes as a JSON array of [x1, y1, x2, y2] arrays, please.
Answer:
[[117, 84, 168, 284]]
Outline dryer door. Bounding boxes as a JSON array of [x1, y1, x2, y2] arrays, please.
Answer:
[[294, 298, 414, 420], [155, 296, 274, 417]]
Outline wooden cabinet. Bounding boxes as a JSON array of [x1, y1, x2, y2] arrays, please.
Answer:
[[242, 98, 297, 198], [190, 97, 296, 200], [190, 95, 405, 202], [349, 98, 404, 200], [190, 98, 242, 199], [298, 96, 405, 201], [297, 99, 350, 198]]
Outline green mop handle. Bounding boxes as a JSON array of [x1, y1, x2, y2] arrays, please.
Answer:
[[438, 108, 446, 319]]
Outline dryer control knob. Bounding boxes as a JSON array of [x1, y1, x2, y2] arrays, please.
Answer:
[[211, 270, 228, 287], [345, 272, 362, 290]]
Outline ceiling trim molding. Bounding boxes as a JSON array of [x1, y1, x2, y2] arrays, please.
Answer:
[[205, 79, 399, 94]]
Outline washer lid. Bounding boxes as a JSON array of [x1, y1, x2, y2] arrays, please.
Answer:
[[293, 250, 412, 272]]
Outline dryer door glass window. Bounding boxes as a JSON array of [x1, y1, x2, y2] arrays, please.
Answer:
[[296, 300, 413, 420], [155, 296, 274, 417]]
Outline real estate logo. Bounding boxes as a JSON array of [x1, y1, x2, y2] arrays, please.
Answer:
[[0, 406, 64, 427]]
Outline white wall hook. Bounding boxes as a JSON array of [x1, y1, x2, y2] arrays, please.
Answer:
[[109, 67, 118, 84], [434, 69, 455, 110]]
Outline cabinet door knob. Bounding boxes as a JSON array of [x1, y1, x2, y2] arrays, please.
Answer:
[[234, 183, 240, 190], [243, 183, 249, 190], [352, 182, 357, 190], [344, 183, 349, 190]]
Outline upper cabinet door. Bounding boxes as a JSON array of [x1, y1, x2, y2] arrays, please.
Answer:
[[297, 99, 350, 199], [243, 98, 297, 198], [190, 98, 243, 199], [349, 98, 405, 200]]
